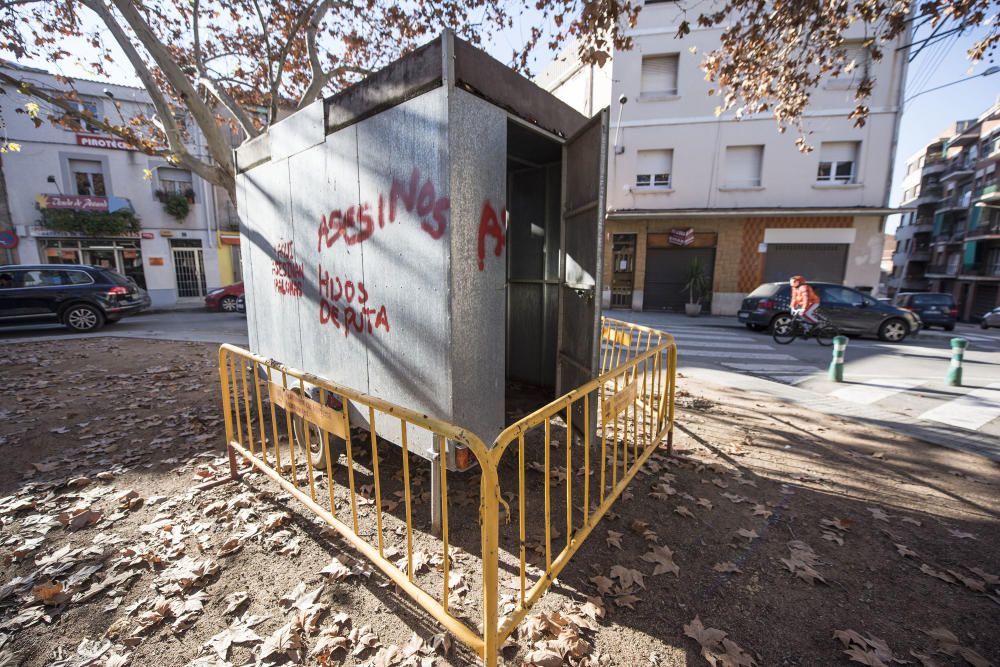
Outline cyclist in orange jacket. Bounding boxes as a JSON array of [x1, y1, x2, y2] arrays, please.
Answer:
[[789, 275, 822, 330]]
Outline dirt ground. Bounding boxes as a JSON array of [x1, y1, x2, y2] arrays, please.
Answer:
[[0, 338, 997, 667]]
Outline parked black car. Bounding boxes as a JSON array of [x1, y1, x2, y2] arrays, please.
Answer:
[[891, 292, 957, 331], [738, 281, 921, 342], [235, 293, 246, 315], [0, 264, 150, 332]]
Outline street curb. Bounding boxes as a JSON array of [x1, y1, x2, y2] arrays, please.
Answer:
[[684, 367, 1000, 463]]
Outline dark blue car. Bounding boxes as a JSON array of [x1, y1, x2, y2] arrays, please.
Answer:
[[0, 264, 150, 332], [892, 292, 957, 331]]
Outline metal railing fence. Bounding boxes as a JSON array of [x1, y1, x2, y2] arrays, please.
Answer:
[[217, 316, 676, 666]]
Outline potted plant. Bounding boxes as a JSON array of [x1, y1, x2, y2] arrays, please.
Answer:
[[683, 257, 710, 316]]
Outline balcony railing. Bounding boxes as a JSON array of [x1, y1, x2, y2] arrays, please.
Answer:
[[961, 263, 1000, 277], [926, 263, 958, 276], [967, 221, 1000, 238]]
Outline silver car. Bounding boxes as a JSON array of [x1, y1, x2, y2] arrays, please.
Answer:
[[981, 307, 1000, 329]]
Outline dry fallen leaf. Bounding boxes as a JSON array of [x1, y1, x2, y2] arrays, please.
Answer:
[[641, 545, 679, 576], [589, 575, 615, 596], [713, 562, 742, 574], [606, 530, 623, 549], [674, 506, 694, 518], [610, 565, 646, 590]]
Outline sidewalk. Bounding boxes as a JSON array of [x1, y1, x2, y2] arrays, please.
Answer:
[[685, 367, 1000, 462]]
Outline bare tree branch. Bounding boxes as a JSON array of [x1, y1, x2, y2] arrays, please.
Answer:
[[106, 0, 235, 182]]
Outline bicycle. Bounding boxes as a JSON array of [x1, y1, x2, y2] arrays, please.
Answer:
[[771, 312, 839, 346]]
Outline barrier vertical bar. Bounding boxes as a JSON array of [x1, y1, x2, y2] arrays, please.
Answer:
[[369, 407, 384, 557], [583, 393, 590, 525], [518, 433, 526, 606], [219, 349, 239, 480], [565, 404, 572, 548], [400, 420, 414, 581]]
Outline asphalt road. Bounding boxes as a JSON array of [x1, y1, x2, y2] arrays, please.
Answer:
[[4, 307, 998, 440], [0, 308, 250, 346], [613, 309, 1000, 439]]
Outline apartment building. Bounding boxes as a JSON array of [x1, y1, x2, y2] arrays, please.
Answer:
[[539, 4, 906, 314], [0, 61, 243, 306], [889, 103, 1000, 320]]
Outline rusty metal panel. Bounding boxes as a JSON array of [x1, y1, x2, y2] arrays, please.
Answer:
[[447, 88, 506, 447]]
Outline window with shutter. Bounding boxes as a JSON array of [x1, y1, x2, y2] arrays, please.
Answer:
[[817, 141, 860, 184], [640, 55, 678, 96], [69, 159, 107, 196], [635, 149, 673, 188], [723, 145, 764, 188]]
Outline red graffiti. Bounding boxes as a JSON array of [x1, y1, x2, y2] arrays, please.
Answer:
[[317, 263, 390, 337], [272, 240, 304, 297], [477, 201, 507, 271], [318, 168, 449, 252]]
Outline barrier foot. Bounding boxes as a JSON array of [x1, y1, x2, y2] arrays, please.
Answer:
[[666, 428, 674, 455], [227, 443, 241, 481], [430, 442, 442, 537]]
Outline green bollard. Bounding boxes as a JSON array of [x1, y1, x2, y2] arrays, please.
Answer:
[[829, 335, 848, 382], [947, 338, 968, 386]]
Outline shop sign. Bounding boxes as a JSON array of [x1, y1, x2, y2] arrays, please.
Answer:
[[76, 133, 135, 151], [0, 230, 17, 249], [141, 232, 155, 239], [36, 194, 109, 211], [160, 230, 174, 237], [61, 250, 77, 260], [668, 227, 695, 247], [149, 257, 165, 266], [28, 226, 139, 239], [220, 235, 241, 246], [123, 249, 138, 259]]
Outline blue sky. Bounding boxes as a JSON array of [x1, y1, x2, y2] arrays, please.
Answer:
[[18, 9, 1000, 227]]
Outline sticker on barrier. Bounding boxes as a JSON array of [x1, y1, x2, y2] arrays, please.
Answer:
[[218, 316, 676, 666]]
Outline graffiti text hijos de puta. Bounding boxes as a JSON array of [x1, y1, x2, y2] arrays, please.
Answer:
[[318, 264, 390, 336]]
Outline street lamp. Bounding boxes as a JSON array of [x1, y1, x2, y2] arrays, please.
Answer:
[[904, 66, 1000, 105]]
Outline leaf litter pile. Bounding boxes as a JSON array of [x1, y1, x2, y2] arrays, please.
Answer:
[[1, 339, 999, 666]]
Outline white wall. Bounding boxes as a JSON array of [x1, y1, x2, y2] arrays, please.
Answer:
[[606, 8, 906, 212], [0, 62, 223, 305]]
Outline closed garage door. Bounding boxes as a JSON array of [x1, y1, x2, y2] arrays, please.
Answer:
[[971, 284, 998, 320], [644, 247, 716, 311], [763, 243, 848, 284]]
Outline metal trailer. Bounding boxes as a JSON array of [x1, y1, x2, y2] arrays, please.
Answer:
[[234, 31, 608, 476]]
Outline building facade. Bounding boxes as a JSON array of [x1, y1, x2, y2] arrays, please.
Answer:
[[889, 104, 1000, 319], [0, 61, 242, 307], [540, 4, 906, 314]]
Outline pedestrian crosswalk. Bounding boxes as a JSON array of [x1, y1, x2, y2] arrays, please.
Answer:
[[921, 382, 1000, 431], [637, 320, 1000, 435]]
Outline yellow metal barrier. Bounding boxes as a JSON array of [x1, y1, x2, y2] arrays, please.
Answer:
[[217, 316, 676, 666]]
